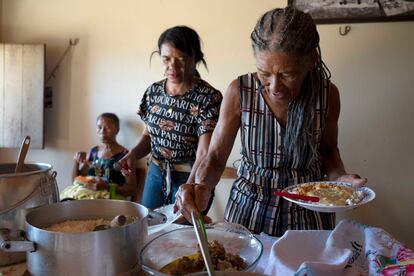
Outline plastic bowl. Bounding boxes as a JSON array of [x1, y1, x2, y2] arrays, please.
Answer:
[[140, 222, 263, 275]]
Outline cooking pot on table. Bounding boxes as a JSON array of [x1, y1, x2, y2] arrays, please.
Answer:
[[0, 199, 154, 276], [0, 163, 59, 266]]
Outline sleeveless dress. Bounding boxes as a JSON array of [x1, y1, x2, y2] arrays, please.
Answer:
[[224, 73, 335, 236]]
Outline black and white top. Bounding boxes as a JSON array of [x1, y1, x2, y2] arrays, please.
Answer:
[[138, 78, 222, 164], [224, 73, 335, 236]]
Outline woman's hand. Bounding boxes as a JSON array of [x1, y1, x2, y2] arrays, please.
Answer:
[[335, 174, 367, 188], [74, 151, 89, 171], [118, 151, 135, 177], [173, 183, 212, 224], [84, 177, 108, 191]]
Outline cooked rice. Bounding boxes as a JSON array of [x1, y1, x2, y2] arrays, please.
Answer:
[[45, 218, 111, 233]]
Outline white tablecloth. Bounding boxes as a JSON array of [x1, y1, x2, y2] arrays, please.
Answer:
[[253, 233, 279, 275]]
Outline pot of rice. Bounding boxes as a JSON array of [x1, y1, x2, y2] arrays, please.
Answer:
[[0, 199, 149, 275]]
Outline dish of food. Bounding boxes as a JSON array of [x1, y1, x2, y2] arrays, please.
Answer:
[[141, 222, 263, 276], [73, 175, 96, 185], [44, 216, 137, 233], [60, 176, 115, 200], [44, 218, 111, 233], [159, 240, 247, 275], [280, 181, 375, 213]]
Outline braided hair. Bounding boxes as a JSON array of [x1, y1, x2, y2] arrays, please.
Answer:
[[251, 7, 331, 171]]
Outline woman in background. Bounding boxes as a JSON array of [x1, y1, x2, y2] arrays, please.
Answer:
[[69, 112, 137, 199], [121, 26, 222, 210]]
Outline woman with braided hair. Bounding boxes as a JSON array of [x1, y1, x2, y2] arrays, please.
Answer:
[[174, 7, 367, 236]]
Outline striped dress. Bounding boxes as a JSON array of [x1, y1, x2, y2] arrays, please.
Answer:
[[224, 73, 335, 237]]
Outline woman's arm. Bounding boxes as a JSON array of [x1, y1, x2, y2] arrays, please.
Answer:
[[196, 80, 241, 189], [319, 83, 367, 187], [112, 169, 138, 197], [120, 127, 151, 176], [174, 79, 241, 221], [130, 127, 152, 160], [186, 132, 212, 183], [71, 151, 89, 181]]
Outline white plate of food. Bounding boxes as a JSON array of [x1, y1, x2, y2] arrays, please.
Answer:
[[279, 181, 375, 213]]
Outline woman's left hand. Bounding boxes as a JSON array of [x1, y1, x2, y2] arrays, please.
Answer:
[[335, 174, 367, 188], [84, 177, 109, 191]]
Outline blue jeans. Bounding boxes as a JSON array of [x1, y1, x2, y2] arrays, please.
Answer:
[[141, 162, 190, 209], [141, 162, 214, 213]]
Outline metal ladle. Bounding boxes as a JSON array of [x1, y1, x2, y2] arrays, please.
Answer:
[[191, 212, 215, 276], [15, 136, 31, 173]]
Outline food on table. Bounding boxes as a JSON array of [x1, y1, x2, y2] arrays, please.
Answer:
[[60, 176, 110, 199], [44, 218, 112, 233], [159, 240, 247, 275], [74, 175, 96, 185], [45, 215, 138, 233], [291, 182, 365, 206]]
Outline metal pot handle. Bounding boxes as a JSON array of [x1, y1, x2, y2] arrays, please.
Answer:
[[147, 210, 167, 226], [0, 185, 41, 215], [0, 228, 35, 253]]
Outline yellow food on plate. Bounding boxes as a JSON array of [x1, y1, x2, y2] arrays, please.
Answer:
[[292, 182, 363, 206]]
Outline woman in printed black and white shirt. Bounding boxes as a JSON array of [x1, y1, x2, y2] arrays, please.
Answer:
[[121, 26, 222, 210]]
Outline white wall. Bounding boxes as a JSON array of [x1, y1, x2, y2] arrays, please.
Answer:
[[0, 0, 2, 41], [1, 0, 413, 248]]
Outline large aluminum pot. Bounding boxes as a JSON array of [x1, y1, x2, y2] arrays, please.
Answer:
[[0, 163, 59, 266], [0, 199, 149, 275]]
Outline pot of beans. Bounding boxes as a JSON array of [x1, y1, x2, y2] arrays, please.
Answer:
[[0, 162, 59, 266], [0, 199, 152, 275]]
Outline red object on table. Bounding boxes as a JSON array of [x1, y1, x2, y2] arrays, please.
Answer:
[[274, 191, 320, 202]]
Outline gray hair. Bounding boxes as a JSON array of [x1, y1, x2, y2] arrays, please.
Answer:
[[251, 7, 331, 170]]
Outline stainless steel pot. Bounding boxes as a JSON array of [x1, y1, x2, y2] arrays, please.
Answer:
[[0, 163, 59, 266], [1, 199, 149, 275]]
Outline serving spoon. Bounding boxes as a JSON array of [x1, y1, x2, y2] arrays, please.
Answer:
[[93, 215, 127, 231], [15, 136, 31, 173], [274, 191, 320, 202], [191, 212, 215, 276]]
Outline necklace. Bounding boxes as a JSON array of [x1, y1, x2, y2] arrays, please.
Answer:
[[164, 77, 198, 97]]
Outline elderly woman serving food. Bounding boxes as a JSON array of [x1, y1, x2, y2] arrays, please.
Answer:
[[175, 6, 367, 236]]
